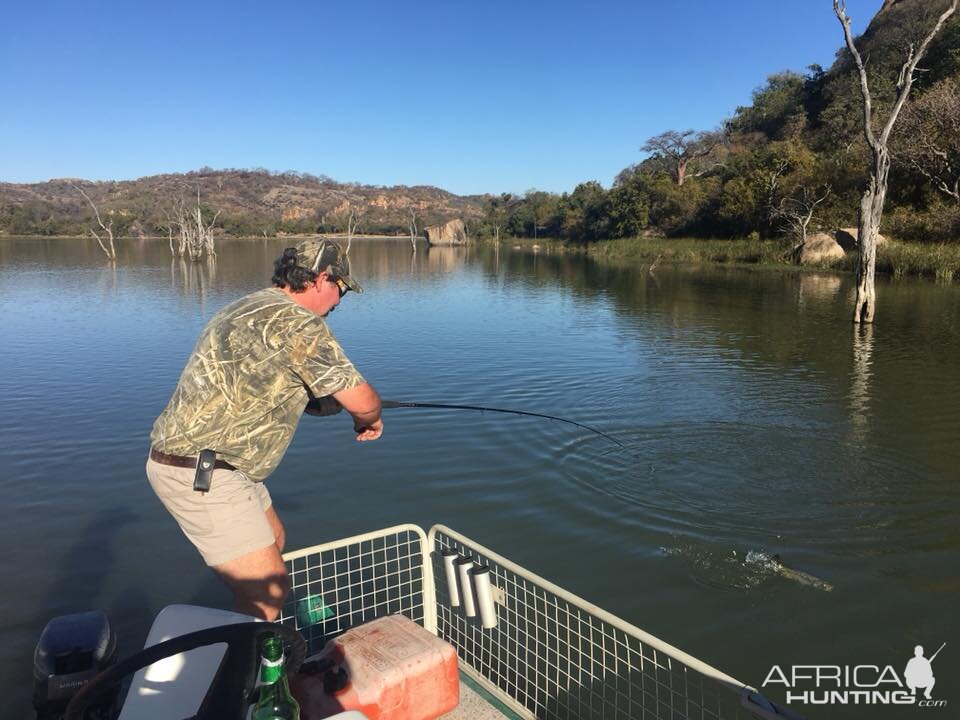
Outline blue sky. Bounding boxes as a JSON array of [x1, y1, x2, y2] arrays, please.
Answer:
[[0, 0, 881, 196]]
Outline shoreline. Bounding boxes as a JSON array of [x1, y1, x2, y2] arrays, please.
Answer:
[[0, 233, 418, 241], [3, 233, 957, 283], [494, 236, 960, 284]]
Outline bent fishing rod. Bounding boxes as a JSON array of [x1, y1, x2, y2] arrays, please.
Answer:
[[380, 399, 627, 450]]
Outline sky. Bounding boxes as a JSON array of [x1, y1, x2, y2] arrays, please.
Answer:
[[0, 0, 883, 196]]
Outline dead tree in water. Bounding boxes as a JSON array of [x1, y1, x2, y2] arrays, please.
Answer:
[[169, 188, 220, 260], [72, 184, 116, 260], [833, 0, 958, 323], [345, 208, 362, 255], [408, 207, 418, 253]]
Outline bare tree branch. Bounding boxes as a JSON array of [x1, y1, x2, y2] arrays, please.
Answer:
[[345, 208, 362, 256], [897, 77, 960, 204], [833, 0, 958, 323], [72, 184, 116, 260], [168, 187, 220, 260], [772, 185, 833, 248], [408, 206, 418, 253]]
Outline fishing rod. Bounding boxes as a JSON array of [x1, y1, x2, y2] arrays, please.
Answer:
[[381, 400, 627, 450]]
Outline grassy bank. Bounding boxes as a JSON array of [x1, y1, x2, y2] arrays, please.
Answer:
[[504, 236, 960, 283]]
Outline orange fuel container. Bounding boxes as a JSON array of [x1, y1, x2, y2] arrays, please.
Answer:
[[290, 614, 459, 720]]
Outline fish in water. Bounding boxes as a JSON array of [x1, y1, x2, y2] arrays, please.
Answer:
[[745, 551, 834, 592]]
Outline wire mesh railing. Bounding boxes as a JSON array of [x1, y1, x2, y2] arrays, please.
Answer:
[[429, 525, 792, 720], [278, 523, 795, 720], [278, 524, 433, 654]]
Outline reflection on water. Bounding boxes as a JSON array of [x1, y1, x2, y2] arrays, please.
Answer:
[[1, 238, 959, 719], [850, 323, 875, 445], [171, 255, 218, 310], [425, 244, 468, 273], [798, 271, 842, 303]]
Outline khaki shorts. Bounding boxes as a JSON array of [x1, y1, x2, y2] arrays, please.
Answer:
[[146, 457, 275, 567]]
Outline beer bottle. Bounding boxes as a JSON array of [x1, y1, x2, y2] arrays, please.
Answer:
[[251, 632, 300, 720]]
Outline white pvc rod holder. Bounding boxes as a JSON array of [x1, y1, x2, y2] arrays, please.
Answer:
[[441, 550, 460, 607], [471, 565, 498, 629], [455, 556, 477, 617]]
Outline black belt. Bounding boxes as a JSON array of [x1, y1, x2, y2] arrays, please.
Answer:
[[150, 447, 237, 472]]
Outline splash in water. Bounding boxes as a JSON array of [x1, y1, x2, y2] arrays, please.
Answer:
[[745, 550, 834, 592], [659, 545, 834, 592]]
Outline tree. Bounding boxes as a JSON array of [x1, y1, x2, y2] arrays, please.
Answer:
[[608, 173, 650, 238], [562, 181, 610, 241], [897, 77, 960, 204], [485, 193, 511, 242], [168, 188, 220, 260], [772, 185, 833, 250], [345, 207, 362, 255], [408, 206, 418, 253], [833, 0, 958, 323], [730, 71, 809, 139], [641, 129, 724, 186], [72, 184, 116, 260]]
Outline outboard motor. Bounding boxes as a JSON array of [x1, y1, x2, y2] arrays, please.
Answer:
[[33, 610, 119, 720]]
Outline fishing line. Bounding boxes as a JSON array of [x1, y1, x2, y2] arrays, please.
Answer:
[[381, 400, 627, 450]]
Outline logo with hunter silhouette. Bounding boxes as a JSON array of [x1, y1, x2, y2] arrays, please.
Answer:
[[905, 643, 944, 700]]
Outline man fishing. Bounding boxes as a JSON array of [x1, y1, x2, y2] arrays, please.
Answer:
[[147, 239, 382, 621]]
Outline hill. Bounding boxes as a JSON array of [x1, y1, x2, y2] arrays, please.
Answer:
[[0, 169, 488, 238], [2, 0, 957, 243], [490, 0, 960, 244]]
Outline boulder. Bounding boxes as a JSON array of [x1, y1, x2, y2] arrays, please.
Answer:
[[836, 227, 886, 251], [799, 232, 846, 264], [424, 218, 467, 246]]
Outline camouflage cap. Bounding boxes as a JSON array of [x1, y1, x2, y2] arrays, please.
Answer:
[[294, 238, 363, 294]]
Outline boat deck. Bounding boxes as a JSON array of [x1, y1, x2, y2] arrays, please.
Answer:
[[441, 673, 519, 719]]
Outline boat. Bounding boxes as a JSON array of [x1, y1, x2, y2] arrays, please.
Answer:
[[34, 524, 802, 719]]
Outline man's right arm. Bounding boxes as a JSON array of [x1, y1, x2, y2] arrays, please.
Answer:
[[333, 383, 384, 442]]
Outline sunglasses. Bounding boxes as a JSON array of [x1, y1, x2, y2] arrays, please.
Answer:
[[331, 277, 350, 298]]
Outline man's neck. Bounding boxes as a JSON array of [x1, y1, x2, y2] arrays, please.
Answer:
[[278, 285, 325, 317], [279, 286, 309, 308]]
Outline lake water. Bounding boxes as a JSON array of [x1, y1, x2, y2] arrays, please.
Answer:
[[1, 237, 958, 719]]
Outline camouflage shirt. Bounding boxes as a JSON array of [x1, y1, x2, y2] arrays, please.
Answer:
[[150, 288, 364, 480]]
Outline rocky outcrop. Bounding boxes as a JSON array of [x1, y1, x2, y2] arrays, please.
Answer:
[[424, 218, 467, 246], [836, 227, 887, 251], [799, 232, 846, 264], [0, 170, 487, 237], [281, 205, 314, 222]]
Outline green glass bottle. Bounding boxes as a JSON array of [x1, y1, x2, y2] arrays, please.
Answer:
[[251, 633, 300, 720]]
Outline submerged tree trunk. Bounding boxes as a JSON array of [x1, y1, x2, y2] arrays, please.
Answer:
[[834, 0, 957, 324], [408, 207, 418, 254], [72, 184, 117, 261], [853, 152, 889, 323]]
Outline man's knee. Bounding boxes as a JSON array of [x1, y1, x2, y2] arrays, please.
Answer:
[[214, 544, 289, 619]]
